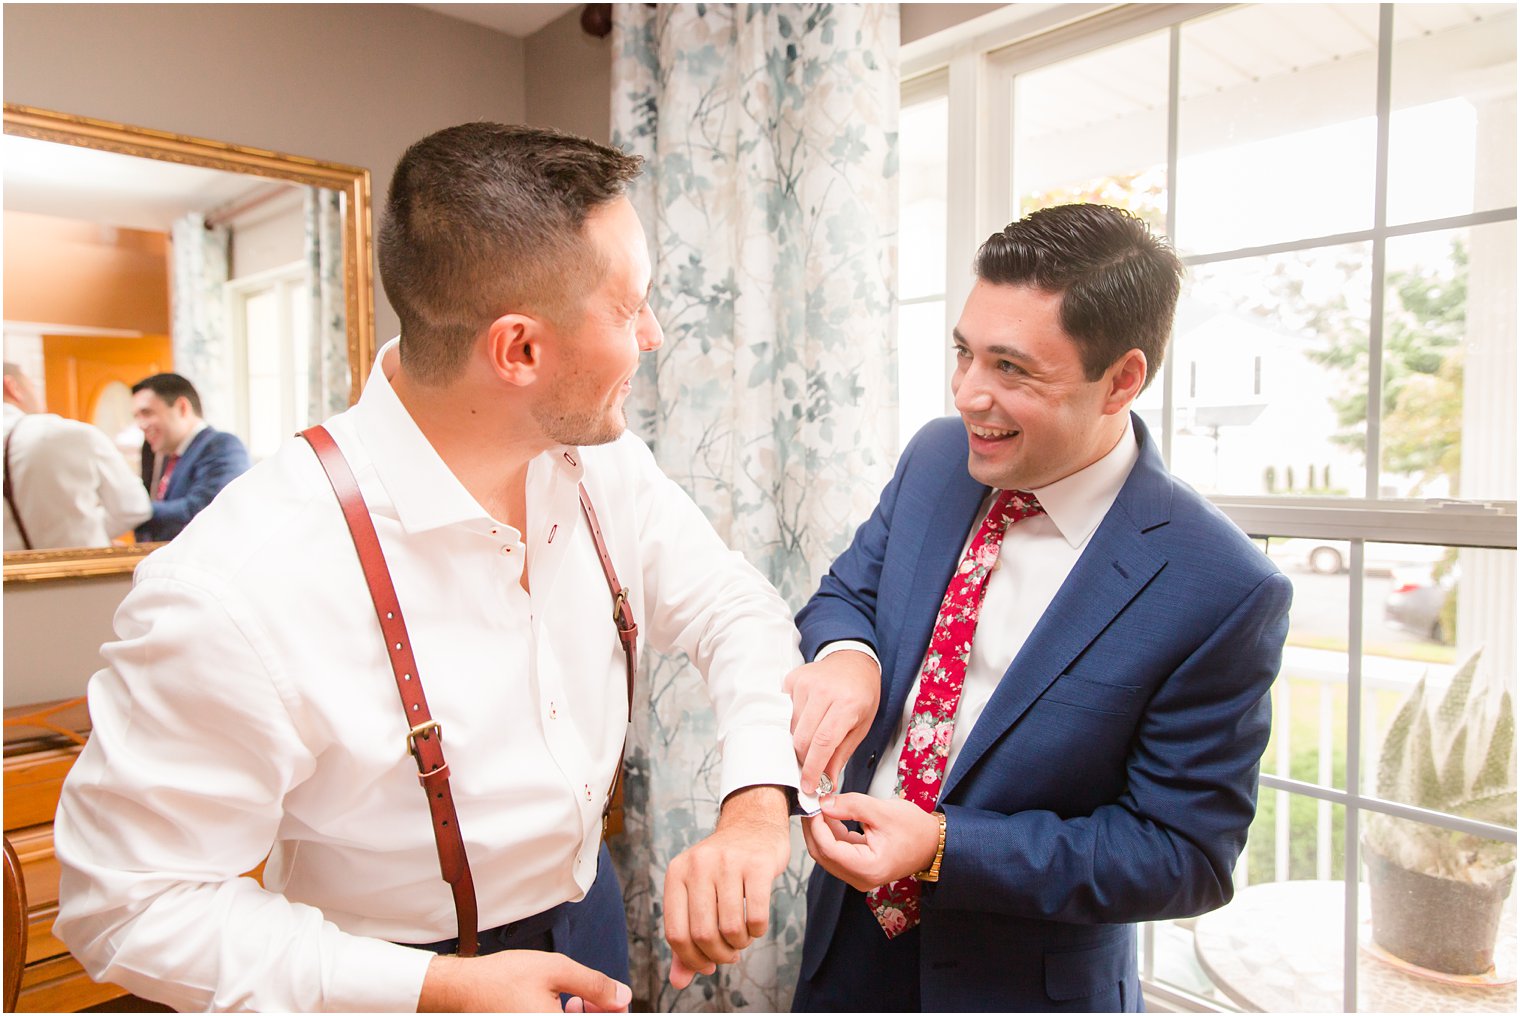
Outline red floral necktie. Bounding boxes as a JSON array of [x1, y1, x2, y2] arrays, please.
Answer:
[[156, 454, 179, 500], [866, 488, 1044, 938]]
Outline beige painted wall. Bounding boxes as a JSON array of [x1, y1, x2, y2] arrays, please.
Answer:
[[3, 576, 133, 707], [525, 7, 613, 144], [2, 3, 527, 708]]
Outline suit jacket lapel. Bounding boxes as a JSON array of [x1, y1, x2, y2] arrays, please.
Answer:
[[167, 428, 212, 499], [941, 418, 1174, 799]]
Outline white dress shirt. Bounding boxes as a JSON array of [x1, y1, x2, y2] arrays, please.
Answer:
[[2, 402, 151, 550], [838, 419, 1140, 801], [53, 339, 803, 1013]]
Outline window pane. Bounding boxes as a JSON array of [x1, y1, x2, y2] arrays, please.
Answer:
[[1362, 545, 1516, 809], [1381, 222, 1516, 501], [1361, 821, 1516, 1009], [1176, 5, 1380, 255], [1012, 30, 1168, 230], [1176, 243, 1372, 497], [1388, 5, 1517, 226], [899, 94, 948, 302], [897, 300, 946, 445]]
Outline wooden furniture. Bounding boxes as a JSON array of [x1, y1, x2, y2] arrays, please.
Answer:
[[4, 835, 25, 1011], [3, 698, 132, 1012]]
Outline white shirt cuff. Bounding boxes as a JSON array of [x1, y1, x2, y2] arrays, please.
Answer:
[[814, 639, 880, 668], [717, 724, 800, 804], [328, 935, 435, 1012]]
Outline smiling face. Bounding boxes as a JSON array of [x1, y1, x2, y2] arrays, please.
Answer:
[[951, 280, 1141, 491], [531, 196, 664, 447], [132, 389, 196, 455]]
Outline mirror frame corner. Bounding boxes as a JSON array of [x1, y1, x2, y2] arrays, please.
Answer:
[[3, 104, 375, 584]]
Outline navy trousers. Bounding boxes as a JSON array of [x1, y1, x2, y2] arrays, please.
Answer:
[[413, 841, 630, 984]]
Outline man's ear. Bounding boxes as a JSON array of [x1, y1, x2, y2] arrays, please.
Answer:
[[1102, 348, 1148, 415], [485, 313, 546, 387]]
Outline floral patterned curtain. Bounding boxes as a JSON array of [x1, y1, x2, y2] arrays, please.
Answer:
[[305, 187, 349, 423], [609, 4, 900, 1010], [169, 213, 232, 426]]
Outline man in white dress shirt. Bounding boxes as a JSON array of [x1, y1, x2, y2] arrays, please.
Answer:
[[54, 124, 803, 1012], [3, 362, 150, 551]]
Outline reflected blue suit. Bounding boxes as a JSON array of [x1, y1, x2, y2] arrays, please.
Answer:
[[137, 427, 250, 542], [792, 414, 1292, 1012]]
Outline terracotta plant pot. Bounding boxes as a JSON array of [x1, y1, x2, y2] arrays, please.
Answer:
[[1366, 848, 1515, 975]]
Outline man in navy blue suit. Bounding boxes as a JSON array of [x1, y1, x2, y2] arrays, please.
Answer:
[[786, 204, 1292, 1012], [132, 373, 250, 542]]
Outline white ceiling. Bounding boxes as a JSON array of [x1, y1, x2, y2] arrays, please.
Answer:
[[2, 134, 289, 233], [412, 3, 579, 38]]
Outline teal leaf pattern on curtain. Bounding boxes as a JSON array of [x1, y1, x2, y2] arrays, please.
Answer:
[[609, 4, 899, 1010], [304, 187, 349, 423]]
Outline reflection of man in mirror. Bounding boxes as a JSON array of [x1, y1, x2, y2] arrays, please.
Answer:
[[55, 124, 804, 1013], [130, 372, 250, 542], [2, 361, 151, 551]]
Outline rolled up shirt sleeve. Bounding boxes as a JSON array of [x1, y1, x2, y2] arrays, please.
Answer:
[[53, 569, 434, 1013]]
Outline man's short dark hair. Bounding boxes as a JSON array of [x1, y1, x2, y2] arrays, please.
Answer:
[[378, 122, 644, 383], [974, 204, 1183, 389], [132, 373, 202, 416]]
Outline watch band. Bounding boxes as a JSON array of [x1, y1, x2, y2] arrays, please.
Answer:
[[915, 811, 947, 883]]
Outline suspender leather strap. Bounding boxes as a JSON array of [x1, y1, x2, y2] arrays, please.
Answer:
[[577, 483, 639, 822], [301, 425, 640, 956], [301, 425, 479, 957], [3, 424, 34, 551]]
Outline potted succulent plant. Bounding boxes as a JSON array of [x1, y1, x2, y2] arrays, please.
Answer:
[[1363, 647, 1515, 975]]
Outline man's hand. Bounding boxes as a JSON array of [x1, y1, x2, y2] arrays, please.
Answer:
[[419, 950, 631, 1012], [663, 785, 791, 989], [784, 650, 881, 797], [802, 793, 939, 893]]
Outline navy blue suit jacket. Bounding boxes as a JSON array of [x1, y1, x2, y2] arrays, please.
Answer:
[[136, 427, 250, 543], [794, 414, 1291, 1012]]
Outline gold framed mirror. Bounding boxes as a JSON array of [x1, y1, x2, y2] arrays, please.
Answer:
[[3, 104, 373, 583]]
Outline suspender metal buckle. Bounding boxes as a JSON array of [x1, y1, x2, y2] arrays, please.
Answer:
[[406, 719, 441, 762], [613, 588, 629, 624]]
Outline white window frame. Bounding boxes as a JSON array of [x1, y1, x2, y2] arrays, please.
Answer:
[[902, 4, 1518, 1011]]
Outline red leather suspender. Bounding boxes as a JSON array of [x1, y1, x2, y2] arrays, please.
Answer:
[[300, 425, 637, 957], [4, 422, 35, 550]]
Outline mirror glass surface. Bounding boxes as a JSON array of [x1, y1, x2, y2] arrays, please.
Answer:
[[2, 106, 372, 581]]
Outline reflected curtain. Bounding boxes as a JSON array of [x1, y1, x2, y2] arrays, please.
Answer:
[[305, 187, 348, 423], [169, 214, 231, 426], [609, 4, 899, 1010]]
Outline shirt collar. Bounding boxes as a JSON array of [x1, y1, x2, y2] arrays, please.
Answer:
[[1026, 415, 1139, 549], [346, 337, 585, 534]]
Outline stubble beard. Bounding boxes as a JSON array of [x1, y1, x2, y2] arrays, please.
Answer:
[[533, 396, 626, 448]]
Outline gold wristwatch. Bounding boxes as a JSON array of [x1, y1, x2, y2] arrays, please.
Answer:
[[914, 811, 947, 882]]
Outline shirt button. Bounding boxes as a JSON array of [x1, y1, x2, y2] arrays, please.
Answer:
[[501, 545, 513, 555]]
